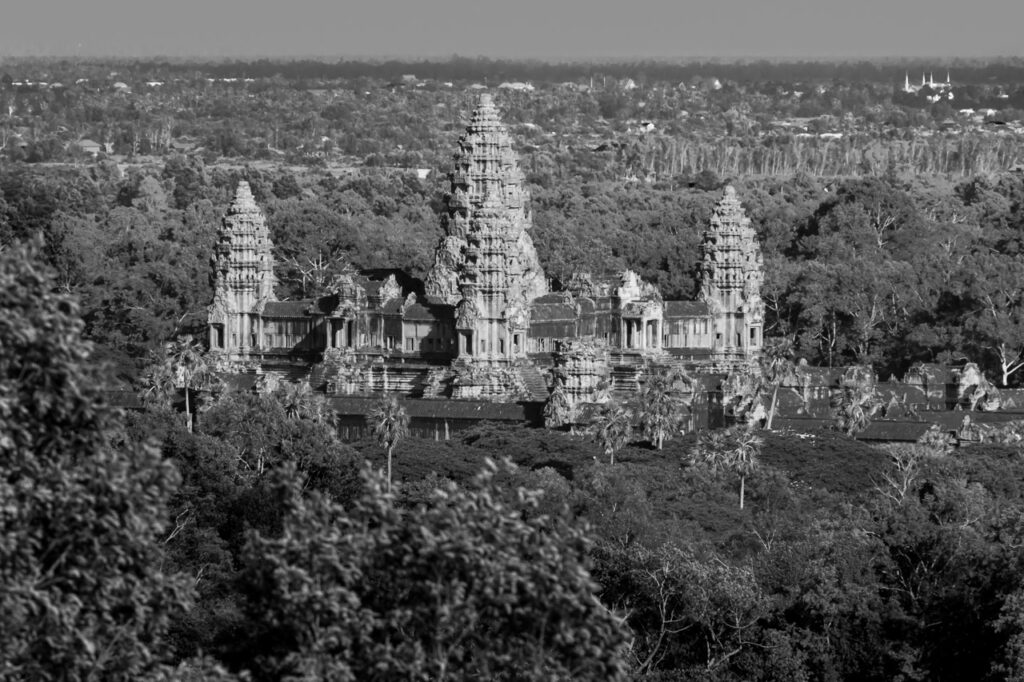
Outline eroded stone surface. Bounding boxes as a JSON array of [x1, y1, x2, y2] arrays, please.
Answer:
[[698, 185, 765, 351], [208, 181, 277, 356], [425, 93, 547, 313]]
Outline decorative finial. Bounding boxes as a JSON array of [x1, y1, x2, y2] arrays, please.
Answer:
[[478, 92, 494, 107], [228, 180, 259, 214], [724, 185, 737, 198]]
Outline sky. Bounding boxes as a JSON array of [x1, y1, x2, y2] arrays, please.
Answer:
[[3, 0, 1022, 59]]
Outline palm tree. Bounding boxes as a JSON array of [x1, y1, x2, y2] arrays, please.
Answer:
[[721, 340, 796, 429], [728, 427, 763, 510], [589, 400, 634, 465], [689, 426, 763, 509], [760, 338, 798, 430], [144, 334, 216, 433], [276, 381, 332, 425], [367, 393, 410, 494], [636, 367, 693, 449]]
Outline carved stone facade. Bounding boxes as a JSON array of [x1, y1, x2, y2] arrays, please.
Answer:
[[698, 185, 764, 358], [425, 93, 546, 306], [207, 95, 766, 403], [425, 93, 547, 368], [208, 181, 277, 361], [553, 340, 612, 405]]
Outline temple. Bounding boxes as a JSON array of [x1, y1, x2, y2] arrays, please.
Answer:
[[207, 94, 765, 407]]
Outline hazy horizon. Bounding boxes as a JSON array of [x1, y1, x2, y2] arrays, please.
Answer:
[[4, 0, 1022, 60]]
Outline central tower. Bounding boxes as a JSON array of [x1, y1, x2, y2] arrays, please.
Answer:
[[425, 93, 547, 362]]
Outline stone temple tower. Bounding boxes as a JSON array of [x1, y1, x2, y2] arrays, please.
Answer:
[[425, 93, 547, 362], [208, 181, 277, 358], [698, 185, 764, 358]]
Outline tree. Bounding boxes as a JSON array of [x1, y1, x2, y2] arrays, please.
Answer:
[[367, 393, 410, 493], [0, 241, 191, 678], [957, 361, 1002, 411], [689, 426, 763, 509], [543, 377, 574, 430], [636, 367, 693, 449], [963, 251, 1024, 386], [590, 400, 634, 465], [143, 334, 218, 433], [275, 380, 332, 424], [238, 462, 631, 680], [200, 389, 354, 491], [831, 365, 881, 436], [722, 361, 766, 427], [761, 337, 799, 429]]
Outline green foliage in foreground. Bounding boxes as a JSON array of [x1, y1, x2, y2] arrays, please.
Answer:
[[1, 246, 635, 680], [14, 231, 1024, 679], [239, 463, 630, 681], [0, 242, 193, 680]]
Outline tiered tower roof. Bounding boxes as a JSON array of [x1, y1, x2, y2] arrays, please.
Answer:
[[425, 93, 546, 308], [212, 181, 276, 311], [699, 185, 763, 311]]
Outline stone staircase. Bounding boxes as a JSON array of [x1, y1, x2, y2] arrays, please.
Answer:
[[260, 363, 314, 384], [422, 367, 454, 398], [518, 365, 551, 402]]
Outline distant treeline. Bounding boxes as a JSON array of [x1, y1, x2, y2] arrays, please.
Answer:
[[7, 55, 1024, 85], [616, 134, 1024, 179]]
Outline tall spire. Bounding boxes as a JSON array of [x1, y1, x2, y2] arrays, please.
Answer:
[[425, 93, 546, 308], [215, 181, 276, 306], [208, 181, 276, 354], [425, 93, 547, 360], [698, 186, 764, 355]]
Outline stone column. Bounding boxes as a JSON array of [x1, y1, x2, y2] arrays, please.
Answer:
[[239, 314, 249, 351]]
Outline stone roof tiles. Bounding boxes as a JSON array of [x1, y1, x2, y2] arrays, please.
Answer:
[[263, 300, 314, 318], [664, 300, 711, 318]]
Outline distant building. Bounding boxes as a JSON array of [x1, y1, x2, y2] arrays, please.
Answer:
[[74, 139, 102, 156], [208, 95, 765, 406], [903, 71, 952, 94], [498, 81, 534, 92]]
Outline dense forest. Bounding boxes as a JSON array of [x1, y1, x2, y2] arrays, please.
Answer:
[[5, 57, 1024, 679], [0, 56, 1023, 383], [3, 158, 1024, 386], [10, 240, 1024, 679]]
